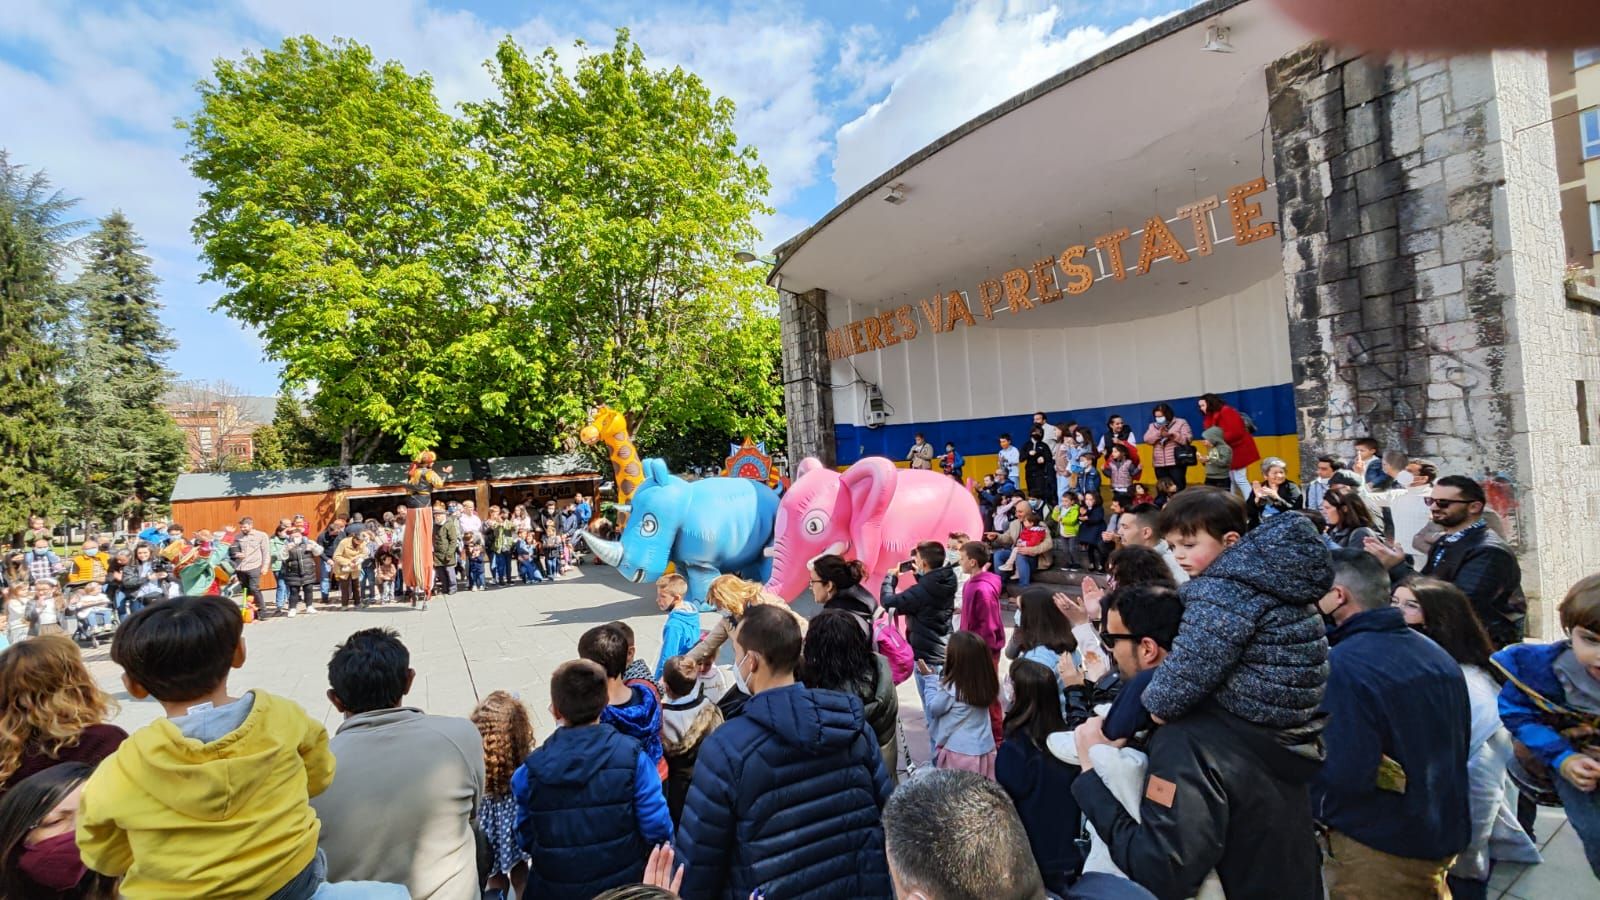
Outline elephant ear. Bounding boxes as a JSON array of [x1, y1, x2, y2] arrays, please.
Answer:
[[641, 458, 681, 489], [796, 457, 825, 478], [841, 457, 899, 569]]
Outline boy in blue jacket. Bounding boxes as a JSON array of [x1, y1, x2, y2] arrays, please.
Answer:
[[580, 623, 667, 780], [512, 659, 672, 899], [1493, 573, 1600, 877], [653, 573, 700, 682]]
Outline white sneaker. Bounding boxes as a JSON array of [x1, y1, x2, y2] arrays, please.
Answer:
[[287, 608, 298, 618], [303, 605, 318, 615]]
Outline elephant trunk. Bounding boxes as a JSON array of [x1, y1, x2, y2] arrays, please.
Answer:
[[580, 532, 624, 569]]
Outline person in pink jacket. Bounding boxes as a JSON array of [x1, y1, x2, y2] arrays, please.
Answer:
[[958, 541, 1007, 743]]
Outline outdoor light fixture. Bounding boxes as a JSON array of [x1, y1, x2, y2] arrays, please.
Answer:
[[1202, 23, 1234, 53], [884, 183, 907, 205], [733, 249, 776, 265]]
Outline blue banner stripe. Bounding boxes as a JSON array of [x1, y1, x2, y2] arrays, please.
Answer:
[[833, 382, 1297, 464]]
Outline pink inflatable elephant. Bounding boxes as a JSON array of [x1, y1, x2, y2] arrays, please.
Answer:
[[765, 456, 985, 602]]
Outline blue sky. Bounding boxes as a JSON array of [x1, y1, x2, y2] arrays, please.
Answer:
[[0, 0, 1191, 396]]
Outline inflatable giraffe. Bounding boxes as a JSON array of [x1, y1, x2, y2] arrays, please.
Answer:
[[580, 405, 645, 521]]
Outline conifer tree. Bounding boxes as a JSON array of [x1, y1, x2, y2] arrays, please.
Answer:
[[0, 152, 72, 537], [63, 212, 185, 526]]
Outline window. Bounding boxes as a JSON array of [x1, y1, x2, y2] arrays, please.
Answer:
[[1585, 108, 1600, 161], [1578, 48, 1600, 70], [1592, 201, 1600, 254]]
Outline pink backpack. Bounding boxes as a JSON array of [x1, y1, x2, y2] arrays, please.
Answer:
[[873, 613, 915, 684]]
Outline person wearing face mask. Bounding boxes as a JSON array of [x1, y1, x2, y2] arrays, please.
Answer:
[[676, 604, 894, 899], [0, 762, 119, 899], [1391, 579, 1542, 893], [1313, 550, 1471, 898], [1143, 404, 1194, 492]]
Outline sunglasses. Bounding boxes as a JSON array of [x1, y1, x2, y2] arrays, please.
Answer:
[[1098, 628, 1139, 645], [1423, 497, 1472, 508]]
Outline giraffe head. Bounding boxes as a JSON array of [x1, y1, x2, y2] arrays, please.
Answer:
[[581, 405, 630, 447]]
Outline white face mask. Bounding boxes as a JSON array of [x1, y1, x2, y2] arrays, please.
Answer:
[[732, 651, 752, 694], [1155, 416, 1167, 425], [1316, 476, 1330, 485], [1395, 470, 1415, 488]]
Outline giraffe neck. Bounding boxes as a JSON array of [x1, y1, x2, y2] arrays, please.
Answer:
[[600, 415, 644, 505]]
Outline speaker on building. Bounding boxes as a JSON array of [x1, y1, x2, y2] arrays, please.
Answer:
[[329, 466, 352, 490]]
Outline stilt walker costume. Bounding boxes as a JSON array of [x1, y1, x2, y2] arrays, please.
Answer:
[[402, 452, 447, 599]]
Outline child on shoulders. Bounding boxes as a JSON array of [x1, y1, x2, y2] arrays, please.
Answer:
[[1104, 488, 1331, 742]]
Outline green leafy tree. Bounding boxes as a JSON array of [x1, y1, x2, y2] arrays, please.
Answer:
[[0, 152, 72, 537], [468, 32, 782, 451], [60, 212, 186, 527], [181, 36, 513, 465]]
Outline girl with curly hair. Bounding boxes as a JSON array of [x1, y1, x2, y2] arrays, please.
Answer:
[[471, 690, 535, 900], [0, 635, 125, 793]]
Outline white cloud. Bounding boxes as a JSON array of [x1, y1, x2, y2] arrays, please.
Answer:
[[831, 0, 1180, 199], [0, 0, 842, 390]]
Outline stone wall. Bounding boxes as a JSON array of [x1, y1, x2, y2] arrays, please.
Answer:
[[1267, 44, 1596, 635], [779, 288, 837, 468]]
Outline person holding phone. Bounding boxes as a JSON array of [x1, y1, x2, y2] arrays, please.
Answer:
[[881, 542, 960, 722]]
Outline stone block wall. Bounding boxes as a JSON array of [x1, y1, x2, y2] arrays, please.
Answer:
[[1268, 44, 1598, 634], [779, 288, 837, 468]]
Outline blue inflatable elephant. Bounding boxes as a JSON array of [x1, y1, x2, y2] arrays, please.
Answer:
[[581, 458, 778, 607]]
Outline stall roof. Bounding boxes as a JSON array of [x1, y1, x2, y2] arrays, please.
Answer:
[[769, 0, 1312, 327], [171, 453, 599, 502]]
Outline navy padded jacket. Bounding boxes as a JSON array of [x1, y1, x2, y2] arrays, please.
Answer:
[[512, 723, 672, 900], [676, 683, 894, 899]]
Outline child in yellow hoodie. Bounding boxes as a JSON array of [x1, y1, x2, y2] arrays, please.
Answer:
[[75, 595, 353, 899]]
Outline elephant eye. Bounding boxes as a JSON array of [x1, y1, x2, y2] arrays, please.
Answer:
[[639, 514, 659, 537], [802, 512, 828, 536]]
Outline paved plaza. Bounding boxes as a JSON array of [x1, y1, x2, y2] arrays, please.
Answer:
[[83, 566, 1590, 899]]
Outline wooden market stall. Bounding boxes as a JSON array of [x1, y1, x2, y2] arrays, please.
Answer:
[[169, 453, 602, 545]]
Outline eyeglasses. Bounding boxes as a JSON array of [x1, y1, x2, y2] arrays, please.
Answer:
[[1098, 629, 1138, 645], [1423, 497, 1472, 508]]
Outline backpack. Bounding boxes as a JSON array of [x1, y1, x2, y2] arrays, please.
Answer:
[[873, 614, 915, 685], [1241, 412, 1258, 434]]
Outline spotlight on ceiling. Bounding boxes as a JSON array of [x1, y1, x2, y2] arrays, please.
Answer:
[[1202, 23, 1234, 53], [884, 183, 907, 205]]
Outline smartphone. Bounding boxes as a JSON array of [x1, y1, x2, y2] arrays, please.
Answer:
[[897, 560, 916, 574]]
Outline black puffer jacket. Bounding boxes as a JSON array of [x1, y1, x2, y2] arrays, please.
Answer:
[[1142, 512, 1332, 728], [879, 566, 958, 666], [1074, 700, 1324, 900]]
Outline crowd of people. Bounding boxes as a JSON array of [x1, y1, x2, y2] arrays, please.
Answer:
[[0, 490, 597, 648], [1, 407, 1598, 898]]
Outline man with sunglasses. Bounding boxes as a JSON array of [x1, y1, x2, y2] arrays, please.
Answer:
[[1363, 474, 1524, 648], [1070, 584, 1323, 899]]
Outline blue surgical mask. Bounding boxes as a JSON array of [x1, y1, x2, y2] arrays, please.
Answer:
[[1155, 416, 1167, 425]]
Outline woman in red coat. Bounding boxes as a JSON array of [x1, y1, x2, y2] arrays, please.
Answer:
[[1199, 393, 1260, 500]]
